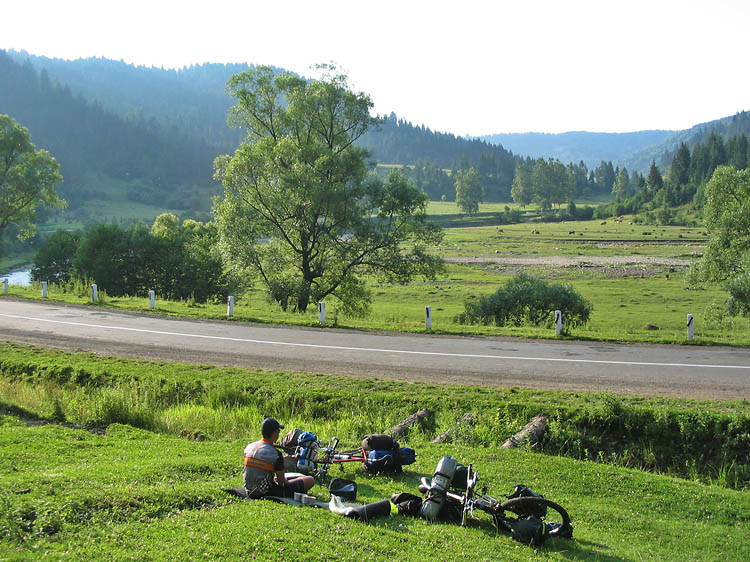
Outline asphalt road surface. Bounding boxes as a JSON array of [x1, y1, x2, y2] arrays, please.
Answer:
[[2, 298, 749, 399]]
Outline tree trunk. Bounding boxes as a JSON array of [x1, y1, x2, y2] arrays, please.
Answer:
[[297, 282, 311, 313], [501, 414, 547, 449], [387, 408, 434, 439], [431, 413, 475, 444]]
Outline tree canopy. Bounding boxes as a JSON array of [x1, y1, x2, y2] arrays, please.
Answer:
[[689, 166, 750, 315], [66, 215, 227, 302], [0, 114, 64, 255], [213, 65, 444, 315], [454, 167, 484, 215]]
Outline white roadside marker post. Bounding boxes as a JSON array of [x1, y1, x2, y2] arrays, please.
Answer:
[[425, 305, 432, 330], [227, 295, 235, 317], [555, 310, 562, 336], [91, 283, 98, 302], [149, 290, 155, 310], [318, 301, 326, 324], [42, 281, 48, 298], [687, 314, 694, 341]]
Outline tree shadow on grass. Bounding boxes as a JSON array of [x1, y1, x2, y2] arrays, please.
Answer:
[[0, 399, 106, 434]]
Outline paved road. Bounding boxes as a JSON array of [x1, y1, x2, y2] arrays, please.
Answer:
[[1, 298, 749, 399]]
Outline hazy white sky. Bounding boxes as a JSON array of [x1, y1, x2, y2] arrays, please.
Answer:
[[4, 0, 748, 136]]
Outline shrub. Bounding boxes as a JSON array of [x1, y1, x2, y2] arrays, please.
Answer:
[[574, 205, 594, 221], [455, 272, 593, 333], [31, 230, 81, 284], [593, 203, 612, 219]]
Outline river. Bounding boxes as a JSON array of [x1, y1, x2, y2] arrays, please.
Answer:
[[1, 267, 32, 287]]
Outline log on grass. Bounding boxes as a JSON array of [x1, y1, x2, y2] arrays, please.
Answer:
[[431, 413, 476, 444], [387, 408, 434, 438], [501, 414, 547, 449]]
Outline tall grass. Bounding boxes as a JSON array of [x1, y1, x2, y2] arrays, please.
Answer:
[[2, 355, 748, 490]]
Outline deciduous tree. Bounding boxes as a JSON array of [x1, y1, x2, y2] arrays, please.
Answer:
[[213, 66, 443, 315], [454, 167, 484, 215], [689, 166, 750, 315], [0, 114, 65, 256], [511, 162, 533, 208]]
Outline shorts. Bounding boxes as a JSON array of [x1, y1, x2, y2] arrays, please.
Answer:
[[264, 478, 307, 498]]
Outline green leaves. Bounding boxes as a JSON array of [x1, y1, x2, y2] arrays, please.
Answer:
[[0, 114, 65, 239], [455, 272, 593, 332], [454, 167, 484, 215], [214, 67, 443, 314], [690, 166, 750, 315]]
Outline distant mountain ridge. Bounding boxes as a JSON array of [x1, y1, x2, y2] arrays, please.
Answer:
[[6, 50, 260, 153], [478, 111, 749, 173], [477, 130, 674, 170]]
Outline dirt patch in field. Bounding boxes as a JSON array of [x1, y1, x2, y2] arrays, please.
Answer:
[[446, 255, 691, 267], [446, 255, 691, 279]]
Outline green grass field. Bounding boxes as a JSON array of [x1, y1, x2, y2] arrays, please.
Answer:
[[5, 263, 748, 346], [1, 344, 748, 561], [7, 209, 740, 345]]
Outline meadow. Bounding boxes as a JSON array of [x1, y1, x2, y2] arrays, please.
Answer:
[[4, 213, 748, 345], [1, 343, 749, 561]]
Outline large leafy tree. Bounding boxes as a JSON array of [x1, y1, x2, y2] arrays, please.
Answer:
[[213, 65, 443, 315], [689, 166, 750, 315], [454, 167, 484, 215], [0, 114, 65, 256]]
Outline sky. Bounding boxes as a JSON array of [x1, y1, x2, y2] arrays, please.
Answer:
[[3, 0, 749, 136]]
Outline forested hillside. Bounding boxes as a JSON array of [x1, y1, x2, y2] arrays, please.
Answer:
[[0, 51, 218, 216], [6, 51, 259, 153], [623, 111, 750, 172], [3, 51, 531, 206]]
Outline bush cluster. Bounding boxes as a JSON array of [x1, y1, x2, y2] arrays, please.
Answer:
[[31, 215, 232, 303], [455, 273, 592, 333]]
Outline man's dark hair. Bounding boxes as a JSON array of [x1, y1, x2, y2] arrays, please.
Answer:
[[261, 417, 284, 438]]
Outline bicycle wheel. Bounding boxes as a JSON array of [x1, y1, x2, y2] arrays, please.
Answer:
[[499, 497, 573, 539]]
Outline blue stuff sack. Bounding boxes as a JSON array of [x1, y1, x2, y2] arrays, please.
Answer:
[[364, 449, 397, 474], [399, 447, 416, 465]]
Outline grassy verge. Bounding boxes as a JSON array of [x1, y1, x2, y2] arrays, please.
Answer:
[[1, 341, 749, 560]]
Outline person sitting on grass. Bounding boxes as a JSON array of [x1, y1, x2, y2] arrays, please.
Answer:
[[243, 417, 315, 498]]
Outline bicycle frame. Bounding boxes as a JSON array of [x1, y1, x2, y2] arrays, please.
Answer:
[[305, 437, 367, 479]]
